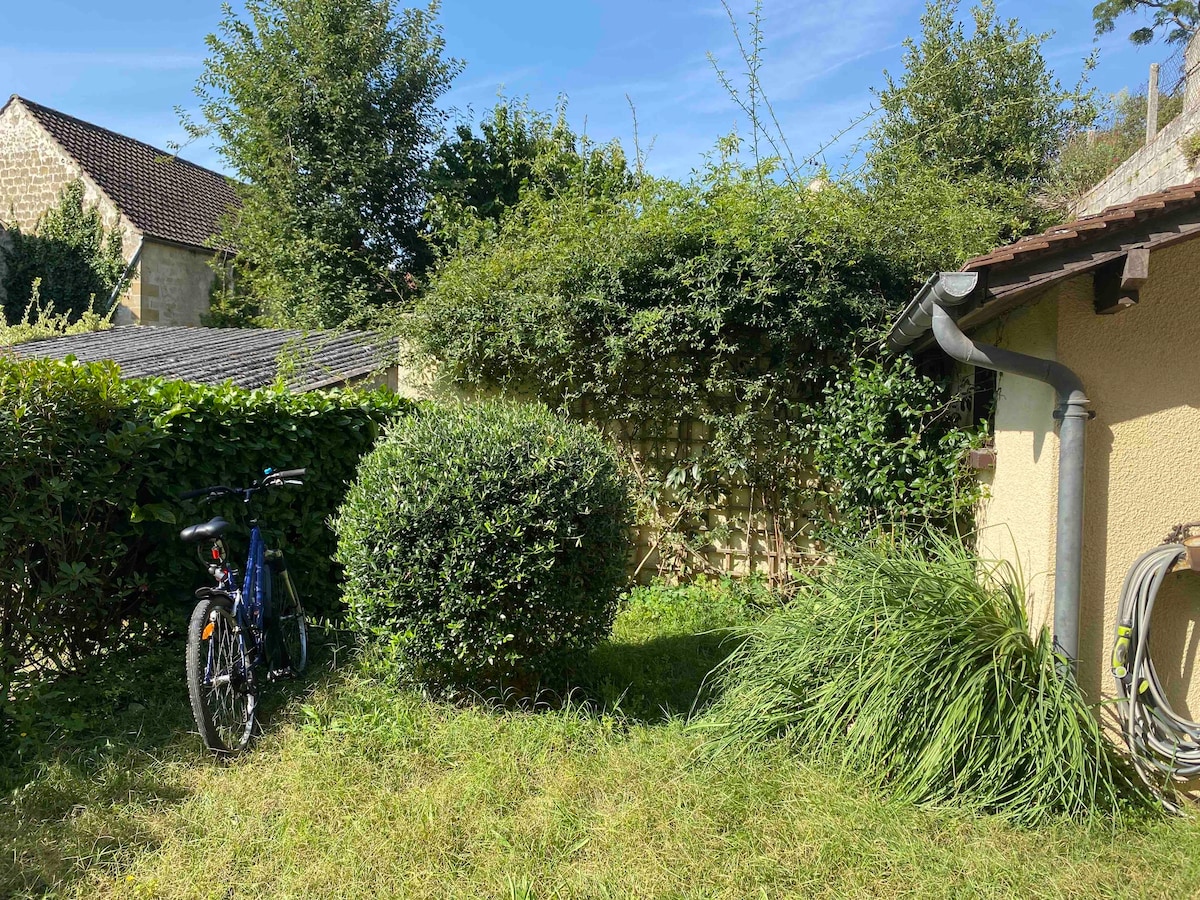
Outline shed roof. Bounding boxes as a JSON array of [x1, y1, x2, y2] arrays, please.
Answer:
[[886, 177, 1200, 352], [6, 96, 240, 250], [12, 326, 394, 392]]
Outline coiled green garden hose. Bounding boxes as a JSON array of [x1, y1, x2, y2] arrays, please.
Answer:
[[1112, 542, 1200, 798]]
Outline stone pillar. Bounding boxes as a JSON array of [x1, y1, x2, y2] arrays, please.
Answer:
[[1186, 31, 1200, 111]]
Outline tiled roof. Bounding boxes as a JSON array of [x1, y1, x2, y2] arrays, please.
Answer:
[[11, 96, 240, 250], [884, 178, 1200, 353], [12, 327, 394, 392], [963, 179, 1200, 278]]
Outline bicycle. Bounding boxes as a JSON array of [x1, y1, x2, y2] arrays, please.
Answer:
[[179, 468, 309, 754]]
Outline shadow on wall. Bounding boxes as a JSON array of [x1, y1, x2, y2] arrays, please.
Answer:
[[1063, 242, 1200, 717], [1073, 416, 1200, 724], [1149, 576, 1200, 721]]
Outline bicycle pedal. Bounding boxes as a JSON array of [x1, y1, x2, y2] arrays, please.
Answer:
[[266, 667, 293, 682]]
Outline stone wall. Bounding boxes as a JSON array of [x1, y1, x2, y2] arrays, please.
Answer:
[[1073, 106, 1200, 216], [136, 240, 216, 326], [1074, 34, 1200, 216], [0, 99, 129, 242], [0, 97, 144, 321], [0, 226, 8, 299]]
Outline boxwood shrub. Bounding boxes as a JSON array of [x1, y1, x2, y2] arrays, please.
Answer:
[[335, 400, 633, 696]]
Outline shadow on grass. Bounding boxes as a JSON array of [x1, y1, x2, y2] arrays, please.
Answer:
[[1, 639, 190, 897], [578, 627, 745, 723], [0, 624, 346, 897]]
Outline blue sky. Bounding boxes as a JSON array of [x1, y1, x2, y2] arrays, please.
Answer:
[[0, 1, 1177, 181]]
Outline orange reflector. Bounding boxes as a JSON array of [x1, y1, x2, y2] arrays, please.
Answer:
[[202, 623, 215, 640]]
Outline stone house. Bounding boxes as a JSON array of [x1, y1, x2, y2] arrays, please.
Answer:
[[0, 95, 238, 325], [886, 180, 1200, 737]]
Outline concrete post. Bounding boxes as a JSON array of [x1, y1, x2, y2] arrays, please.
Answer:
[[1147, 63, 1160, 145]]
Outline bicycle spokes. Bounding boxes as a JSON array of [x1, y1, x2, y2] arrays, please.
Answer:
[[202, 610, 254, 749]]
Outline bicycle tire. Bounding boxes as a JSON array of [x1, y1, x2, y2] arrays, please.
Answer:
[[275, 566, 308, 676], [186, 597, 256, 754]]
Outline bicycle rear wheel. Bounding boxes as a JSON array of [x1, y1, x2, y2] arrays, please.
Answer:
[[186, 597, 256, 754], [274, 566, 307, 676]]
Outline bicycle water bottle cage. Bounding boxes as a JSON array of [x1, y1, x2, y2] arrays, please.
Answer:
[[180, 517, 231, 543]]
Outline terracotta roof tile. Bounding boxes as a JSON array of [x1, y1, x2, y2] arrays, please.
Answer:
[[886, 178, 1200, 352], [11, 96, 240, 250], [961, 177, 1200, 274]]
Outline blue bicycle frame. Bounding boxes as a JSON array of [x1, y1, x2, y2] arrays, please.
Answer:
[[205, 525, 273, 685], [182, 467, 307, 754]]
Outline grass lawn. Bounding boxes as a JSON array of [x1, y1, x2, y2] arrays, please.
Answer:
[[5, 581, 1200, 899]]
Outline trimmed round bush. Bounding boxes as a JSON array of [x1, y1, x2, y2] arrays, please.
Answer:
[[335, 400, 632, 695]]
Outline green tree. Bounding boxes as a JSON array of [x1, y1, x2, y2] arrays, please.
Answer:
[[1093, 0, 1199, 45], [427, 98, 631, 253], [2, 180, 124, 323], [188, 0, 461, 328], [867, 0, 1095, 235]]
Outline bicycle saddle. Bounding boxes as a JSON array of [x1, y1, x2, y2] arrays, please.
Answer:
[[180, 517, 230, 543]]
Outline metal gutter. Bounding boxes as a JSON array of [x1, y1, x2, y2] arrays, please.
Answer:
[[886, 271, 979, 353], [887, 272, 1091, 669]]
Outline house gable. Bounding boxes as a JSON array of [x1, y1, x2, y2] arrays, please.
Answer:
[[0, 96, 240, 325], [9, 96, 239, 251], [0, 97, 135, 248]]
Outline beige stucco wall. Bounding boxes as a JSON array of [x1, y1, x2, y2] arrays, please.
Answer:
[[135, 240, 216, 326], [979, 238, 1200, 718], [974, 295, 1062, 633]]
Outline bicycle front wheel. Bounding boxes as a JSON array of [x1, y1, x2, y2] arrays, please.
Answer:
[[186, 597, 256, 754], [275, 566, 307, 676]]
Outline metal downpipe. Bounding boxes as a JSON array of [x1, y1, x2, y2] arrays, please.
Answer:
[[930, 302, 1090, 668], [106, 236, 145, 315]]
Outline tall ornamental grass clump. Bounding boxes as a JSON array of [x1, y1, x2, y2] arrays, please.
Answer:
[[335, 400, 632, 697], [702, 537, 1156, 822]]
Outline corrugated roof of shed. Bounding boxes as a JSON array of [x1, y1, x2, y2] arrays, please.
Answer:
[[12, 326, 393, 392]]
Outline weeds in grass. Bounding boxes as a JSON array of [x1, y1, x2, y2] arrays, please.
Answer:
[[9, 574, 1199, 899], [700, 534, 1159, 823], [0, 281, 113, 346]]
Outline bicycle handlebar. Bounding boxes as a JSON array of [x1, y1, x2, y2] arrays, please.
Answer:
[[180, 468, 307, 501], [180, 485, 233, 500]]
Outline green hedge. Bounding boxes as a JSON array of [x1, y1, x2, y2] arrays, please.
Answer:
[[0, 356, 405, 698]]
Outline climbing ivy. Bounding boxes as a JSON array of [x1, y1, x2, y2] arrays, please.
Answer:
[[1, 180, 125, 323], [807, 357, 985, 540], [410, 146, 989, 571]]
